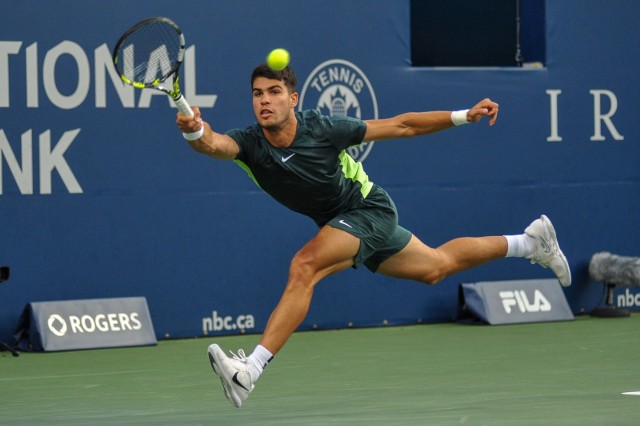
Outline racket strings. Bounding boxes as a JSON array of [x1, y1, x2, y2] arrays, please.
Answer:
[[115, 21, 183, 85]]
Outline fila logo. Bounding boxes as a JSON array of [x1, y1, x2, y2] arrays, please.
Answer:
[[499, 290, 551, 314]]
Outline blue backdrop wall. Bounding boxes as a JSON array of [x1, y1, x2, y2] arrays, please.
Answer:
[[2, 0, 639, 342]]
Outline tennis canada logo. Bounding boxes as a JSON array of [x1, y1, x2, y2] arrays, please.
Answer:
[[299, 59, 378, 162]]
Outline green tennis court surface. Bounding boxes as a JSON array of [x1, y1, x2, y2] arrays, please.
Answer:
[[2, 314, 638, 425]]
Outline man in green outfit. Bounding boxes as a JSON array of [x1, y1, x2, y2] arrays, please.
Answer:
[[176, 64, 571, 408]]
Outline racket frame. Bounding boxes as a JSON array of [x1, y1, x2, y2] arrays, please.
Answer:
[[112, 16, 193, 116]]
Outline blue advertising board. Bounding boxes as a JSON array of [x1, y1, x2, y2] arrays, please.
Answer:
[[2, 0, 639, 343], [15, 297, 156, 351], [460, 279, 574, 325]]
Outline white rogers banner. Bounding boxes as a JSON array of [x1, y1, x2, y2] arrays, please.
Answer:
[[459, 279, 574, 325], [15, 297, 156, 351]]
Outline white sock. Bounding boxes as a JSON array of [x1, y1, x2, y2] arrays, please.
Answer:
[[246, 345, 274, 383], [504, 233, 536, 258]]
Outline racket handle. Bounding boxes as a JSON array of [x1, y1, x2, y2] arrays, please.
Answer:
[[175, 93, 203, 140], [174, 94, 194, 117]]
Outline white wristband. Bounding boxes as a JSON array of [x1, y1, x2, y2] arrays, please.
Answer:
[[451, 109, 470, 126], [182, 127, 204, 141]]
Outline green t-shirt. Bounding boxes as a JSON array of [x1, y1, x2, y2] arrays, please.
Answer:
[[227, 109, 373, 226]]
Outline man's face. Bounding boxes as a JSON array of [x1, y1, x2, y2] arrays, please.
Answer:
[[252, 77, 298, 132]]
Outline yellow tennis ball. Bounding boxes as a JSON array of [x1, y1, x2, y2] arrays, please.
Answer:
[[266, 48, 290, 71]]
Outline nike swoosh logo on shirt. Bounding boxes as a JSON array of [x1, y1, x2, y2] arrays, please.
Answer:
[[281, 153, 296, 162], [339, 219, 353, 229]]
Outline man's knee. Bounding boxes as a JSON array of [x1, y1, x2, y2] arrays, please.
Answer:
[[419, 251, 454, 285], [420, 270, 445, 286], [288, 249, 318, 287]]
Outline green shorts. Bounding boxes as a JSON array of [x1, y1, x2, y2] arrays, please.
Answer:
[[327, 185, 412, 272]]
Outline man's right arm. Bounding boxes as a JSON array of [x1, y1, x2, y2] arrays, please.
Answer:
[[176, 107, 240, 160]]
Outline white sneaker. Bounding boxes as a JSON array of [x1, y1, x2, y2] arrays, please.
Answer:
[[525, 215, 572, 287], [207, 344, 254, 408]]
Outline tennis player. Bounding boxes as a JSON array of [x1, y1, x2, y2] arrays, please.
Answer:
[[176, 64, 571, 408]]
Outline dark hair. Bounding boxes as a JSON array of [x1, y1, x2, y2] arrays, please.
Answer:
[[251, 64, 297, 93]]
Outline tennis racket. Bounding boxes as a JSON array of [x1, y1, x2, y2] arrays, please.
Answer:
[[112, 17, 193, 117]]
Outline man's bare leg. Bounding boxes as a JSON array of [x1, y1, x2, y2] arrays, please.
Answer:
[[376, 235, 507, 283], [258, 225, 360, 354]]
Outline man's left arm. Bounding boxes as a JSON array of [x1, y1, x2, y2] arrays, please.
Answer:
[[362, 98, 499, 142]]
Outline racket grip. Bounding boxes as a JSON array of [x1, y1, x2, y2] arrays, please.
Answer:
[[174, 95, 194, 117], [175, 94, 203, 140]]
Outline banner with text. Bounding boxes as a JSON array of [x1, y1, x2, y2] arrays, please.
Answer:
[[459, 279, 574, 325], [15, 297, 156, 351], [1, 0, 639, 342]]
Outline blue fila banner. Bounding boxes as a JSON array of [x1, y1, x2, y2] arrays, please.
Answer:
[[459, 279, 574, 325], [15, 297, 156, 352]]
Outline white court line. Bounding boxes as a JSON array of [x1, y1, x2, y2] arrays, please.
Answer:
[[0, 370, 154, 382], [622, 391, 640, 396]]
